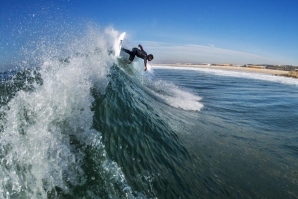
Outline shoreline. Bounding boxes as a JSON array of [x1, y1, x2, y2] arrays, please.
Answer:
[[152, 64, 290, 75]]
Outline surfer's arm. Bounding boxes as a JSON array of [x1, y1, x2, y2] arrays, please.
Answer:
[[138, 44, 147, 71], [138, 44, 145, 52], [144, 55, 148, 71], [144, 56, 147, 67]]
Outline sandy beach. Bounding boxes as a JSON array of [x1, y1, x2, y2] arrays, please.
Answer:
[[152, 64, 290, 75]]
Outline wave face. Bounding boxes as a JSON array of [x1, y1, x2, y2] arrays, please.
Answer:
[[0, 27, 203, 198]]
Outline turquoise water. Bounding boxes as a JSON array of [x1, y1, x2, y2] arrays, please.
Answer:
[[1, 27, 298, 198]]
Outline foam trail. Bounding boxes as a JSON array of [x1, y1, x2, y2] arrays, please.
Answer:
[[146, 79, 203, 111], [117, 60, 204, 111]]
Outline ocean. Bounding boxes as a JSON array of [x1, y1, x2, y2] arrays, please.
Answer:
[[1, 28, 298, 199]]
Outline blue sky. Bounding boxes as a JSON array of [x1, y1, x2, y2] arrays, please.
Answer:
[[1, 0, 298, 67]]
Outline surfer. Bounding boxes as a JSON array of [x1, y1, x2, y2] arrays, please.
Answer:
[[121, 44, 154, 71]]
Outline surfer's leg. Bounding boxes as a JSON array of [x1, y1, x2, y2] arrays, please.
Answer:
[[129, 48, 138, 61], [121, 48, 132, 55], [126, 48, 138, 63], [121, 48, 135, 63], [121, 47, 138, 63]]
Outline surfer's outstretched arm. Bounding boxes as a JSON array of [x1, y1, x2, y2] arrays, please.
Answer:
[[138, 44, 148, 71]]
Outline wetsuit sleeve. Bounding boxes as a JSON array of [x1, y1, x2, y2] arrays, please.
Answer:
[[144, 55, 147, 67], [139, 44, 148, 66], [138, 44, 145, 52]]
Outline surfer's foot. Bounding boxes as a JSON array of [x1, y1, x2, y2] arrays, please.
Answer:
[[127, 60, 132, 64], [144, 66, 147, 71]]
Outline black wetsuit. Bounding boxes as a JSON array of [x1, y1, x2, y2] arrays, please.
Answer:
[[121, 45, 148, 66]]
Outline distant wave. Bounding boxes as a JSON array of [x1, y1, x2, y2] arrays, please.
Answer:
[[153, 65, 298, 86]]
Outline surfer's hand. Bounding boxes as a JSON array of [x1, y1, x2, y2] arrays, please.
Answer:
[[144, 66, 147, 71]]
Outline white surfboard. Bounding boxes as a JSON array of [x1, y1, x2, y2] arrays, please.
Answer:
[[114, 32, 126, 57]]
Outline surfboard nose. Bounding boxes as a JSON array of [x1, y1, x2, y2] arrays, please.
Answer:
[[115, 32, 126, 57]]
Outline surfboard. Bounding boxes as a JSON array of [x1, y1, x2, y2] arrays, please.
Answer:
[[114, 32, 126, 57]]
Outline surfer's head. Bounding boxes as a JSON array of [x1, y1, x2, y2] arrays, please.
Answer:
[[148, 54, 154, 61]]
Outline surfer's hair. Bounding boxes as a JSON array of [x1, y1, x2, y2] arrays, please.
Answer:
[[148, 54, 154, 60]]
